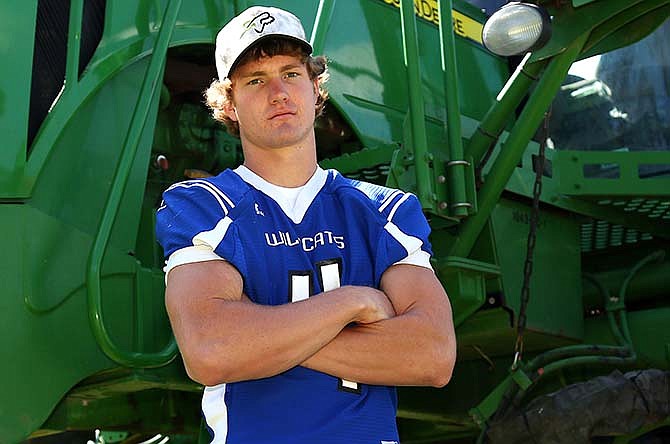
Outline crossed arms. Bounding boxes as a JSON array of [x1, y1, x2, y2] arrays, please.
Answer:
[[165, 259, 456, 388]]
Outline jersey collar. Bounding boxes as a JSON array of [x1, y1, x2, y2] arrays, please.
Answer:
[[234, 165, 329, 224]]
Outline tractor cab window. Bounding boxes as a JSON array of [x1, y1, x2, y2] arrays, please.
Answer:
[[545, 19, 670, 169]]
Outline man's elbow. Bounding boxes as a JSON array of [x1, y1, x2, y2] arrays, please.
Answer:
[[424, 344, 456, 388], [182, 348, 238, 387], [183, 356, 222, 386]]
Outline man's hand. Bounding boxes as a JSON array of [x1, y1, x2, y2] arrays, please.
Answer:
[[166, 261, 399, 386], [301, 264, 456, 388], [343, 286, 396, 324]]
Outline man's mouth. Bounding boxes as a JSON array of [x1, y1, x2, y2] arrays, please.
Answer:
[[268, 110, 295, 119]]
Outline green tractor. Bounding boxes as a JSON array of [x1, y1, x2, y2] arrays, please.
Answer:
[[1, 0, 669, 442]]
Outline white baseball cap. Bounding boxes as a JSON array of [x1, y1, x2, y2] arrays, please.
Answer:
[[215, 6, 313, 80]]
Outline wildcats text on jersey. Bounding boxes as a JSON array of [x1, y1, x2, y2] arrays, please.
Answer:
[[265, 230, 346, 251]]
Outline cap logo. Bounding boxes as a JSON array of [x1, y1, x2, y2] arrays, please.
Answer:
[[241, 12, 275, 38]]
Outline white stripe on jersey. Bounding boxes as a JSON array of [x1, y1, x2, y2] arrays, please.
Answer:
[[202, 383, 228, 443], [384, 221, 422, 256], [186, 179, 235, 208], [395, 250, 432, 269], [387, 193, 411, 222], [163, 245, 224, 283], [167, 180, 235, 215], [378, 190, 403, 213], [385, 221, 433, 270], [192, 216, 233, 251]]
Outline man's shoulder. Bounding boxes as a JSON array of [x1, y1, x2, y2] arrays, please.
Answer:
[[328, 171, 416, 218], [161, 169, 252, 210]]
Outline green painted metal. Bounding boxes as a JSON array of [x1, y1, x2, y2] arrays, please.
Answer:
[[1, 0, 670, 443], [532, 0, 670, 62], [86, 0, 181, 368], [469, 249, 659, 429], [498, 141, 670, 241], [583, 260, 670, 308], [489, 198, 584, 340], [65, 0, 84, 86], [581, 2, 670, 60], [468, 374, 515, 427], [320, 143, 397, 179], [555, 150, 670, 196], [573, 0, 598, 6], [438, 0, 470, 218], [619, 250, 666, 299], [0, 1, 36, 198], [433, 256, 500, 327], [450, 34, 588, 258], [465, 57, 547, 166], [399, 0, 435, 210], [310, 0, 337, 54]]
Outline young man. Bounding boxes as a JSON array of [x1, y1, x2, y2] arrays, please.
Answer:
[[156, 6, 456, 444]]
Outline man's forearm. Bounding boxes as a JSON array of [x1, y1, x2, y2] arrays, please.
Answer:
[[302, 265, 456, 388], [301, 307, 454, 387], [167, 261, 394, 386], [183, 296, 359, 385]]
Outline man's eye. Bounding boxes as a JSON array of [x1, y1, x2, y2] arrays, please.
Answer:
[[248, 78, 262, 85], [285, 72, 300, 79]]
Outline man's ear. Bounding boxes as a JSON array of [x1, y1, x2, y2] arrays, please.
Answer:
[[223, 101, 238, 122]]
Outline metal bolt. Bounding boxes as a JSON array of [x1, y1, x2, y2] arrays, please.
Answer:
[[437, 175, 446, 183], [439, 202, 448, 210]]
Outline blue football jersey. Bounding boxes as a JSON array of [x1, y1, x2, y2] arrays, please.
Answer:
[[156, 166, 433, 444]]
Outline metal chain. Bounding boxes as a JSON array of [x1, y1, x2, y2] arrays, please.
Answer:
[[512, 110, 550, 369]]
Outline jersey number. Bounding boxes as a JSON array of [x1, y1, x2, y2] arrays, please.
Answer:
[[289, 259, 361, 394]]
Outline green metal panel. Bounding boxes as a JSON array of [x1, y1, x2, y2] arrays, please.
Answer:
[[0, 1, 37, 197], [433, 256, 501, 327], [0, 0, 669, 442], [532, 0, 670, 62], [555, 150, 670, 196], [490, 199, 584, 341], [584, 307, 670, 369], [319, 0, 507, 148], [1, 207, 109, 442], [85, 0, 181, 369], [1, 45, 172, 444], [499, 144, 670, 241]]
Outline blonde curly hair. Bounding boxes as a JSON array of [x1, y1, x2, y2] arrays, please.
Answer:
[[205, 38, 329, 136]]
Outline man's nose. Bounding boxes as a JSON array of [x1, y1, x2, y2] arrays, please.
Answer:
[[268, 78, 289, 103]]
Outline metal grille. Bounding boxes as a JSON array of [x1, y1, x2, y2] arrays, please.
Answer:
[[28, 0, 72, 151], [343, 164, 390, 184], [578, 196, 670, 252], [580, 221, 655, 253]]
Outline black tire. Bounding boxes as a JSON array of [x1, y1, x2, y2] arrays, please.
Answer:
[[486, 369, 670, 444]]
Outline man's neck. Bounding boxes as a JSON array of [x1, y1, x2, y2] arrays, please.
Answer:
[[241, 137, 318, 187]]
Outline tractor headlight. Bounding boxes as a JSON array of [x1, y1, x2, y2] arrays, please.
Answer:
[[482, 2, 552, 57]]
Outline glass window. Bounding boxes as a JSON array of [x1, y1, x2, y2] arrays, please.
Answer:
[[547, 19, 670, 165]]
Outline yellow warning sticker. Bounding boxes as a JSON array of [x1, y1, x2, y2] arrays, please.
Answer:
[[380, 0, 483, 44]]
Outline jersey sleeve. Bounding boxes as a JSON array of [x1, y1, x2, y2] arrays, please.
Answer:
[[374, 192, 433, 283], [155, 180, 240, 279]]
